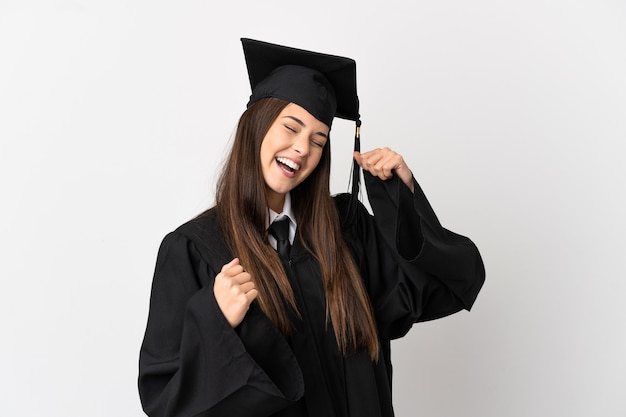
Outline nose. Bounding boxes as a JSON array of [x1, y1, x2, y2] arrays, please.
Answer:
[[292, 134, 310, 156]]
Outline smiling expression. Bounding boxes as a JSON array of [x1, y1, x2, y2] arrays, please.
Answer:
[[260, 103, 330, 212]]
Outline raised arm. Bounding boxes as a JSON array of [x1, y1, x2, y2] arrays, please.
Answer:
[[138, 231, 303, 417]]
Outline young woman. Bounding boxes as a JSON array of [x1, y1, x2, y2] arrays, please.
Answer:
[[138, 39, 485, 417]]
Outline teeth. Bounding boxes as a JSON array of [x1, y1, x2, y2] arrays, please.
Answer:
[[276, 157, 300, 171]]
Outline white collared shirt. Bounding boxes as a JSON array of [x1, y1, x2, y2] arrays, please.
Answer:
[[267, 192, 297, 249]]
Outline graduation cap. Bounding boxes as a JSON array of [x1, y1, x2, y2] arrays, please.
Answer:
[[241, 38, 363, 203]]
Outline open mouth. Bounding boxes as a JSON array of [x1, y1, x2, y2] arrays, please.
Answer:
[[276, 157, 300, 173]]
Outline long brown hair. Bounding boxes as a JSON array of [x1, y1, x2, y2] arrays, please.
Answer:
[[216, 98, 379, 359]]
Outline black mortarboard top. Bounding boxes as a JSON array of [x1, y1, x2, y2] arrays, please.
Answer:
[[241, 38, 363, 210]]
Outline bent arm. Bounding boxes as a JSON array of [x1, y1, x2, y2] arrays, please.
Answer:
[[138, 232, 303, 417], [343, 172, 485, 340]]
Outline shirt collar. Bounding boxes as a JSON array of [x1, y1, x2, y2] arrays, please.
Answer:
[[268, 192, 295, 224], [267, 192, 297, 245]]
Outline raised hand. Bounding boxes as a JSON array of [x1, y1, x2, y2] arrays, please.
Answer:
[[354, 148, 414, 193], [213, 258, 258, 327]]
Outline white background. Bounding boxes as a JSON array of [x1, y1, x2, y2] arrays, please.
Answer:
[[1, 1, 625, 416]]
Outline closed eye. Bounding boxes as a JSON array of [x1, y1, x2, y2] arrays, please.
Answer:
[[311, 138, 325, 148]]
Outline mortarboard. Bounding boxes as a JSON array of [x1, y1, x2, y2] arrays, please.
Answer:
[[241, 38, 360, 127], [240, 38, 363, 207]]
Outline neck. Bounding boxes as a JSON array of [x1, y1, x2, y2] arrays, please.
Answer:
[[267, 193, 285, 213]]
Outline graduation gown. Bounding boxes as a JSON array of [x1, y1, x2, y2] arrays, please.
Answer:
[[138, 173, 485, 417]]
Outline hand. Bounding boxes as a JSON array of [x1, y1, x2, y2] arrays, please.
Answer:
[[213, 258, 258, 327], [354, 148, 414, 193]]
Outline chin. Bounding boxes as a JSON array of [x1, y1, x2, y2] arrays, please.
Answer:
[[267, 183, 292, 196]]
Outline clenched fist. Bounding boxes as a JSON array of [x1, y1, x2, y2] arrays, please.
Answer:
[[213, 258, 258, 327]]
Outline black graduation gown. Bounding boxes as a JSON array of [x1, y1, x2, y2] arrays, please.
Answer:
[[138, 173, 485, 417]]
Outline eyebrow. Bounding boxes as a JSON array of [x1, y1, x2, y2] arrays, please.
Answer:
[[282, 115, 329, 139]]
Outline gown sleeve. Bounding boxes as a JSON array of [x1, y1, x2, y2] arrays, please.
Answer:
[[343, 172, 485, 340], [138, 231, 304, 417]]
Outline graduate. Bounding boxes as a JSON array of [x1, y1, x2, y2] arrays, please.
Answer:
[[138, 38, 485, 417]]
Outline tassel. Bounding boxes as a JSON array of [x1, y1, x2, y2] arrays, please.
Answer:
[[347, 119, 362, 225]]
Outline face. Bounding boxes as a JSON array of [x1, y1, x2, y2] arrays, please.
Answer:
[[260, 103, 330, 212]]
